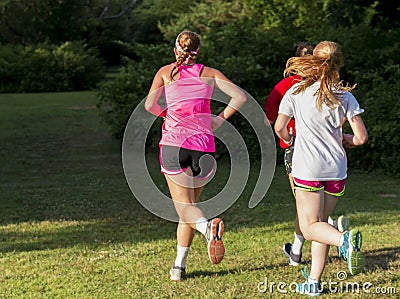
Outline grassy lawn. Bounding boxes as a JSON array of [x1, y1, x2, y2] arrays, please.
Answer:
[[0, 92, 399, 298]]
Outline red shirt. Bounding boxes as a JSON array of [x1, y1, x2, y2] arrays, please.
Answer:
[[265, 75, 300, 149]]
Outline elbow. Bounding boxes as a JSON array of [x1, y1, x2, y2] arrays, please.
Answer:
[[144, 101, 153, 113], [240, 93, 247, 105], [274, 123, 284, 138], [236, 93, 247, 108], [356, 133, 368, 145]]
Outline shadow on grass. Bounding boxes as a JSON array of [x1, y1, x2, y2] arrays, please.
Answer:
[[187, 262, 290, 279], [0, 216, 176, 253], [364, 247, 400, 271], [1, 94, 399, 265]]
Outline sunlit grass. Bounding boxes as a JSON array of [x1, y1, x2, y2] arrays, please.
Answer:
[[0, 92, 398, 298]]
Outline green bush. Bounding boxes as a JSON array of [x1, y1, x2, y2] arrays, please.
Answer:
[[97, 43, 169, 141], [0, 45, 28, 92], [346, 64, 400, 173], [0, 42, 104, 92], [320, 24, 400, 174], [96, 0, 400, 173]]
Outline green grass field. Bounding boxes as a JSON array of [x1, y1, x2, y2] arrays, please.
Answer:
[[0, 92, 399, 298]]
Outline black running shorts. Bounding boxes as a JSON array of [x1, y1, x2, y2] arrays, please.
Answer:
[[160, 145, 216, 178]]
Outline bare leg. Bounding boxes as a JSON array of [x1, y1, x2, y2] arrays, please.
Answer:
[[167, 169, 207, 280], [310, 194, 339, 280], [287, 173, 305, 260], [296, 190, 342, 281], [288, 172, 303, 237], [294, 213, 302, 235], [166, 168, 225, 267], [165, 172, 205, 227], [177, 185, 205, 246]]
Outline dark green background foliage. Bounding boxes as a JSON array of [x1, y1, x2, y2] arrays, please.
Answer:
[[0, 42, 104, 92], [1, 0, 399, 173], [348, 64, 400, 173]]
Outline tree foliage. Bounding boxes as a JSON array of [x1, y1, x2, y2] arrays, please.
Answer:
[[97, 0, 400, 173], [0, 0, 398, 172], [0, 42, 104, 92]]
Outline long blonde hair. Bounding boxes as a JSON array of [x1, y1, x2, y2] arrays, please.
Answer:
[[284, 41, 355, 110], [170, 31, 201, 81]]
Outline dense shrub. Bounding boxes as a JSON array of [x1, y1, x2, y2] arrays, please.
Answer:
[[0, 42, 104, 92], [346, 64, 400, 173], [0, 45, 28, 92], [97, 43, 170, 142], [322, 24, 400, 174], [96, 0, 400, 173]]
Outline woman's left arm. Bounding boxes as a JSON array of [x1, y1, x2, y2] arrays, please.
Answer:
[[144, 68, 166, 117]]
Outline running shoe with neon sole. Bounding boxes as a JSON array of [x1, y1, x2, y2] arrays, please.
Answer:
[[169, 266, 186, 281], [205, 218, 225, 264], [337, 215, 351, 258], [337, 215, 350, 233], [328, 215, 350, 232], [339, 229, 365, 275], [329, 215, 351, 259], [282, 243, 302, 266], [297, 267, 323, 296]]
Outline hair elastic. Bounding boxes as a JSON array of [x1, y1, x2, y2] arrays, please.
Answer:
[[175, 34, 201, 55]]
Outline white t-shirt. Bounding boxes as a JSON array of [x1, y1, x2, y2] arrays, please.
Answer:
[[278, 81, 364, 181]]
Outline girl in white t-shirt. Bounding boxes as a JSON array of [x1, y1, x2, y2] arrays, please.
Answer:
[[275, 41, 368, 296]]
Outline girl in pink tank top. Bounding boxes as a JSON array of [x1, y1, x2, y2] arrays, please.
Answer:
[[144, 30, 246, 281], [161, 63, 215, 152]]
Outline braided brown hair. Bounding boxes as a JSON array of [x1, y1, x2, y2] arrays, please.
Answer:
[[284, 41, 355, 110], [170, 31, 201, 81]]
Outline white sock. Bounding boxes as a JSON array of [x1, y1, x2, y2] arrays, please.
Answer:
[[308, 277, 320, 283], [174, 245, 190, 268], [292, 233, 305, 255], [339, 233, 345, 246], [195, 217, 208, 236]]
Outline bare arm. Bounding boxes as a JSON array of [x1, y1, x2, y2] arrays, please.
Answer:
[[274, 113, 293, 145], [203, 67, 246, 129], [144, 68, 166, 117], [343, 114, 368, 146]]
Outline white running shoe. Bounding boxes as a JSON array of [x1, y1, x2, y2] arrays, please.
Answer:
[[337, 215, 350, 233], [170, 266, 186, 281], [282, 243, 302, 266], [205, 218, 225, 264]]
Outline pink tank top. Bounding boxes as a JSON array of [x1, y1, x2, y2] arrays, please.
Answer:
[[160, 63, 215, 152]]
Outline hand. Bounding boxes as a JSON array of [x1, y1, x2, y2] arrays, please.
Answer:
[[342, 133, 356, 149], [212, 115, 225, 131], [283, 127, 295, 146]]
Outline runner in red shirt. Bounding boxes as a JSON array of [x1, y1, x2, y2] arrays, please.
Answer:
[[265, 42, 351, 267], [265, 42, 314, 266]]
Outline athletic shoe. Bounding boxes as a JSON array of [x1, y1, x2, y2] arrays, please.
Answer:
[[169, 266, 186, 281], [337, 215, 350, 233], [328, 215, 350, 232], [329, 215, 351, 259], [297, 267, 323, 296], [338, 229, 365, 275], [282, 243, 302, 266], [327, 216, 335, 227], [205, 218, 225, 264]]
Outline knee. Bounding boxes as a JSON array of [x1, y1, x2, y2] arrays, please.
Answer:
[[299, 221, 317, 240], [301, 229, 313, 241]]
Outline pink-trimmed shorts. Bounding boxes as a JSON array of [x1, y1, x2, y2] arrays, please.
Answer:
[[293, 177, 346, 197], [160, 145, 216, 179]]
